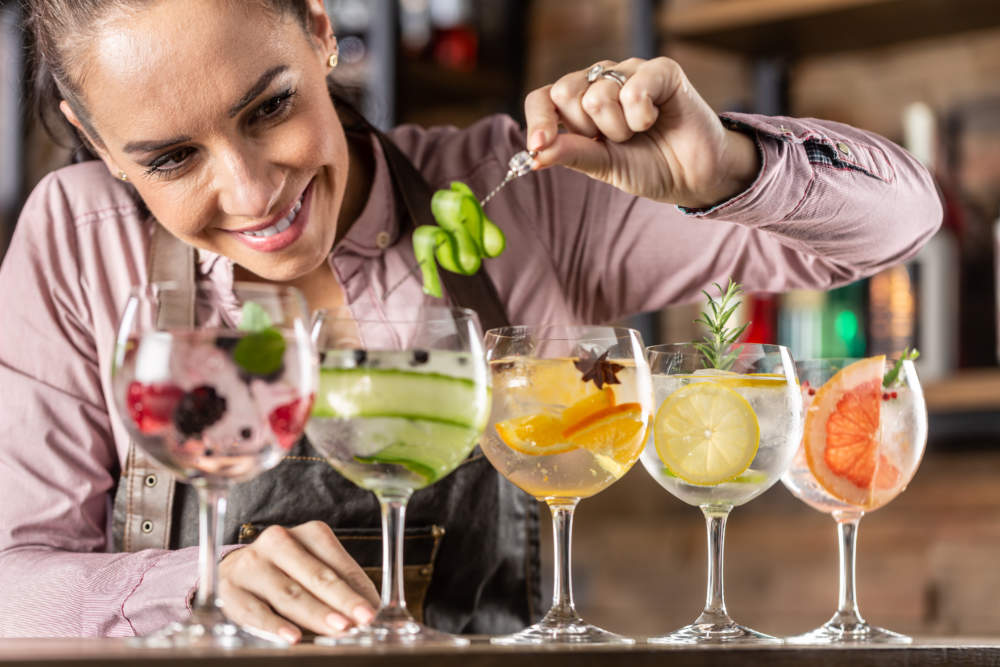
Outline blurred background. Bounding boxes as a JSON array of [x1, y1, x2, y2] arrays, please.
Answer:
[[3, 0, 1000, 638]]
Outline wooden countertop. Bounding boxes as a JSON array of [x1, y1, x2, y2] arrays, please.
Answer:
[[0, 637, 999, 666]]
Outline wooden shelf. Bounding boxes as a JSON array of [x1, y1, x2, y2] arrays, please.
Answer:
[[923, 368, 1000, 414], [660, 0, 1000, 58]]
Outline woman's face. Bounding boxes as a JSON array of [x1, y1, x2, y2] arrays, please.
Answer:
[[64, 0, 346, 282]]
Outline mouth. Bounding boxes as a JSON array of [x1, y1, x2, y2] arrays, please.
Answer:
[[230, 180, 313, 252]]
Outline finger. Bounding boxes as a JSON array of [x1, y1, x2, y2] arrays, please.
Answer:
[[548, 62, 617, 138], [289, 521, 380, 612], [523, 86, 560, 152], [580, 60, 643, 144], [233, 548, 354, 636], [621, 57, 686, 133], [218, 577, 303, 644], [537, 132, 612, 178]]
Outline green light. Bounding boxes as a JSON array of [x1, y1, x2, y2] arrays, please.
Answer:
[[834, 310, 858, 342]]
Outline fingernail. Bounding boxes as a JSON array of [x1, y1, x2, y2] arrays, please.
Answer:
[[353, 605, 375, 625], [529, 129, 548, 151], [278, 626, 300, 643], [326, 613, 349, 631]]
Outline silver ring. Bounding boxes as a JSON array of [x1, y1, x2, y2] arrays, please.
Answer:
[[600, 70, 627, 88], [586, 64, 627, 88]]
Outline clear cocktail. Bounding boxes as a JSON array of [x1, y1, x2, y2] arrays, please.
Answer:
[[781, 356, 927, 643]]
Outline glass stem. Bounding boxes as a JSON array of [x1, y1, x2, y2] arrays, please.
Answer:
[[696, 505, 733, 627], [376, 491, 414, 621], [546, 498, 581, 620], [831, 511, 865, 626], [193, 483, 227, 617]]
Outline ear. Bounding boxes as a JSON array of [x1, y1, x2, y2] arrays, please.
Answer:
[[303, 0, 337, 60], [59, 100, 122, 178]]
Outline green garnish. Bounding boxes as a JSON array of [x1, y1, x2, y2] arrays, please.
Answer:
[[693, 280, 749, 370], [883, 347, 919, 388], [238, 302, 273, 332], [233, 301, 286, 377], [414, 181, 506, 298]]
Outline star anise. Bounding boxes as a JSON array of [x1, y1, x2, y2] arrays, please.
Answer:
[[574, 349, 624, 389]]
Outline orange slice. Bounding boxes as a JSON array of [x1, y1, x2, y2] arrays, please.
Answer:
[[495, 413, 575, 456], [494, 385, 645, 465], [804, 356, 900, 508]]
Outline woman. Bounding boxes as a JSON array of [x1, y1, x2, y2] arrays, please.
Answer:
[[0, 0, 940, 642]]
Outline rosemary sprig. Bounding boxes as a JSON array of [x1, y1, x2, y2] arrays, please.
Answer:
[[883, 347, 920, 388], [692, 280, 750, 370]]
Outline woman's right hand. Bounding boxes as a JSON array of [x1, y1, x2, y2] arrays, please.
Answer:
[[218, 520, 379, 643]]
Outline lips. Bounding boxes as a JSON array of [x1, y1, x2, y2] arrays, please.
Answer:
[[230, 180, 313, 252]]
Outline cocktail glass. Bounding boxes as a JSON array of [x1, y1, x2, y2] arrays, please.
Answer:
[[111, 282, 316, 647], [481, 325, 653, 644], [641, 343, 802, 644], [305, 305, 489, 646], [782, 356, 927, 644]]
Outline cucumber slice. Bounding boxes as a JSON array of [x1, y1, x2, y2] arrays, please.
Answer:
[[354, 418, 480, 485], [314, 368, 488, 430]]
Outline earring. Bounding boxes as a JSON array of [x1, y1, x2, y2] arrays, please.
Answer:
[[117, 171, 128, 182], [328, 52, 338, 69]]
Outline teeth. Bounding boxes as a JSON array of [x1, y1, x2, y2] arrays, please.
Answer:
[[241, 196, 303, 238]]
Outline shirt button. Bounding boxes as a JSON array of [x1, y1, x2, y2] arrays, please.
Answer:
[[837, 142, 852, 156], [375, 231, 391, 249], [141, 520, 154, 534]]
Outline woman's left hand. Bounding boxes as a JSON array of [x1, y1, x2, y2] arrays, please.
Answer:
[[524, 57, 760, 209]]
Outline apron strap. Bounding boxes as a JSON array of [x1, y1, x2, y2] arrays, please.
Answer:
[[113, 224, 193, 551]]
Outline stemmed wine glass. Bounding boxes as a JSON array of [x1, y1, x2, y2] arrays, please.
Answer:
[[481, 325, 653, 644], [111, 282, 316, 647], [640, 343, 802, 643], [305, 304, 490, 646], [782, 356, 927, 643]]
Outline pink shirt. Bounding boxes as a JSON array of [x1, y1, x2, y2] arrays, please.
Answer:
[[0, 113, 941, 636]]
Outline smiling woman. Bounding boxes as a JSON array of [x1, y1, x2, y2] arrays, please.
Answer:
[[0, 0, 942, 648]]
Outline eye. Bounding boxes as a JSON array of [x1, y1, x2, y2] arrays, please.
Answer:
[[144, 146, 195, 178], [251, 89, 296, 124]]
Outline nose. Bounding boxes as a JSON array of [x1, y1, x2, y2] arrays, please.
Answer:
[[216, 147, 284, 219]]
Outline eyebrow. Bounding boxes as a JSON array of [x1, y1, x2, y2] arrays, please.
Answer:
[[121, 65, 289, 155], [226, 65, 288, 118]]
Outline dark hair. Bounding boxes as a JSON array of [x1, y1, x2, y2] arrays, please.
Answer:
[[25, 0, 360, 163]]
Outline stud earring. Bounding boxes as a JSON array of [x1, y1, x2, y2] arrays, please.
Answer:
[[328, 52, 338, 69], [117, 171, 128, 182]]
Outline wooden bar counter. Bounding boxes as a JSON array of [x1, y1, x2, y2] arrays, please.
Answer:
[[0, 637, 997, 666]]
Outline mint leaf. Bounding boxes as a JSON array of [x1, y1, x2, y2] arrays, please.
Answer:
[[233, 328, 285, 378], [238, 301, 273, 332], [883, 347, 920, 388]]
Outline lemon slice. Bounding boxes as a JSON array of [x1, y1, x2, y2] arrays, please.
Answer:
[[653, 381, 760, 486]]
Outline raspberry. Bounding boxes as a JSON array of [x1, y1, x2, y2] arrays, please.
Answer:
[[126, 382, 183, 434], [268, 395, 314, 450], [173, 385, 227, 437]]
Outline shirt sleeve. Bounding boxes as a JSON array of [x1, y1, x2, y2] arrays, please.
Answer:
[[507, 112, 943, 323], [0, 171, 200, 636]]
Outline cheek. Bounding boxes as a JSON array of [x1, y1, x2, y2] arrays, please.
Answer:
[[138, 186, 215, 241]]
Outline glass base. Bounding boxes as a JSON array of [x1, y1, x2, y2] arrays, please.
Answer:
[[129, 608, 288, 649], [786, 620, 912, 645], [316, 608, 468, 647], [648, 619, 781, 645], [491, 611, 634, 645]]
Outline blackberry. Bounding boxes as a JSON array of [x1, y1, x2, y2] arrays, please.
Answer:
[[214, 336, 240, 351], [410, 349, 429, 366], [174, 385, 227, 436], [352, 349, 368, 365]]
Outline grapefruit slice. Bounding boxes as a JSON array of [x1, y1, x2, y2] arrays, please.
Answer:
[[803, 356, 900, 508]]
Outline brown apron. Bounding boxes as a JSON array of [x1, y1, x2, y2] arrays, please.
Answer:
[[111, 126, 542, 634]]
